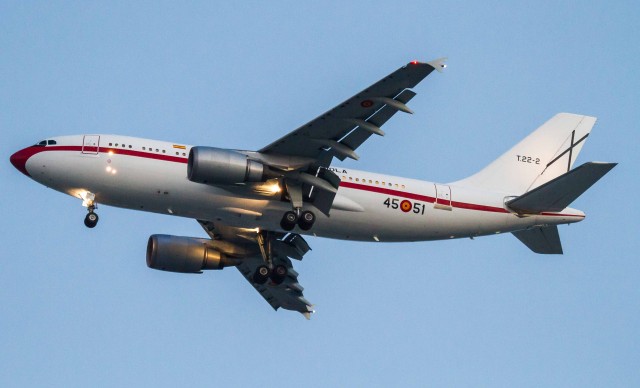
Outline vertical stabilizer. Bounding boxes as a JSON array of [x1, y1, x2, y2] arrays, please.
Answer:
[[454, 113, 596, 194]]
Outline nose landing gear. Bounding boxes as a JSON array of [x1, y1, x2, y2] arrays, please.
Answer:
[[81, 192, 99, 228]]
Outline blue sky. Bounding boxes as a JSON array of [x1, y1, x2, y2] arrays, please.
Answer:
[[1, 1, 639, 387]]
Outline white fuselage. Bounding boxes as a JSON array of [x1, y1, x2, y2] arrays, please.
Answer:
[[18, 135, 585, 242]]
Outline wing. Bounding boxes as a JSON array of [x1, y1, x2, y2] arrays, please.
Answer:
[[198, 220, 315, 318], [259, 58, 447, 165]]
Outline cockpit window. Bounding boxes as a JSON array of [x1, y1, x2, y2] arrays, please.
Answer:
[[47, 140, 57, 145], [35, 140, 47, 146]]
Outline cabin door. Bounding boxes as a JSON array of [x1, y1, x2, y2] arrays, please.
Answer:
[[82, 135, 100, 155]]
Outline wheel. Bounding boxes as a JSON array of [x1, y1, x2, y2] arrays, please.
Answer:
[[270, 265, 288, 284], [252, 265, 270, 284], [280, 211, 298, 231], [298, 210, 315, 231], [84, 212, 99, 228]]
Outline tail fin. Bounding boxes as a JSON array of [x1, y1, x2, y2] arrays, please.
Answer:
[[454, 113, 596, 194]]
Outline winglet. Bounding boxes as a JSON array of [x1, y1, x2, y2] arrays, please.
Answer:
[[426, 57, 448, 73]]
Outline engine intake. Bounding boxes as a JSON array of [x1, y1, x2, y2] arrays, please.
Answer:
[[146, 234, 237, 273], [188, 147, 266, 185]]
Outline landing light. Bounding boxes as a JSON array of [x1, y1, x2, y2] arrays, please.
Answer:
[[253, 181, 281, 195], [79, 190, 95, 207], [267, 183, 281, 194]]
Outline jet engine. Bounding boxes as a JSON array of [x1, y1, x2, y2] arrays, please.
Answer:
[[187, 147, 266, 185], [146, 234, 238, 273]]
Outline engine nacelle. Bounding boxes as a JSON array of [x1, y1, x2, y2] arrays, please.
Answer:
[[187, 147, 266, 185], [146, 234, 237, 273]]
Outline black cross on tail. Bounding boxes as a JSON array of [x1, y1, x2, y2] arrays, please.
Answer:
[[544, 130, 590, 173]]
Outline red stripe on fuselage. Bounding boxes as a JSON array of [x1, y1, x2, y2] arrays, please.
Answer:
[[340, 181, 508, 214], [24, 145, 584, 218], [339, 181, 584, 218], [22, 145, 189, 164]]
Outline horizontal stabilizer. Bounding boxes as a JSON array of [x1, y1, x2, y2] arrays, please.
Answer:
[[512, 226, 563, 254], [507, 162, 616, 214]]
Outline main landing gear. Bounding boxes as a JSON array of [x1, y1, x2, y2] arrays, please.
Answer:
[[251, 231, 289, 286], [252, 264, 288, 285], [279, 210, 316, 232], [278, 179, 317, 232]]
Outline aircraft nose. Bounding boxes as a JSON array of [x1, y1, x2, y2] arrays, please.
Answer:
[[10, 147, 33, 177]]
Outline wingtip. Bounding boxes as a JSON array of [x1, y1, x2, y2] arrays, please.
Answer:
[[301, 309, 315, 320], [426, 57, 448, 73]]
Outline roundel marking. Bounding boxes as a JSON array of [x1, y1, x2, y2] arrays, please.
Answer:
[[400, 200, 412, 213], [360, 100, 373, 108]]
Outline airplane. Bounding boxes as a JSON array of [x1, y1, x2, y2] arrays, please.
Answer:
[[9, 58, 616, 318]]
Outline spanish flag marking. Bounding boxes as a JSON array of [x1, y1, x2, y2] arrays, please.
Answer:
[[173, 145, 186, 150]]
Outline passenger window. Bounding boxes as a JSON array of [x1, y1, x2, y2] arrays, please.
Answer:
[[162, 150, 166, 153], [142, 147, 146, 150], [129, 145, 132, 149]]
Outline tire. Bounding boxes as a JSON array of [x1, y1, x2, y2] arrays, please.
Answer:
[[252, 265, 270, 284], [298, 211, 315, 231], [270, 265, 288, 284], [84, 212, 99, 228], [280, 211, 298, 231]]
